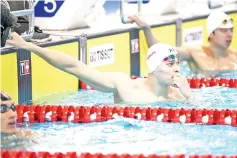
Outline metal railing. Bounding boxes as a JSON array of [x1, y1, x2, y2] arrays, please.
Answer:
[[10, 0, 36, 41], [119, 0, 182, 47], [120, 0, 142, 17]]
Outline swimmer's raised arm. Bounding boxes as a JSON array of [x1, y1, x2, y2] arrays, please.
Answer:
[[128, 15, 193, 61], [7, 32, 120, 93], [128, 15, 158, 47]]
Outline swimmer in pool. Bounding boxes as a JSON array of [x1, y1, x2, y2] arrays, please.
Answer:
[[127, 11, 237, 77], [7, 33, 193, 103], [1, 91, 41, 149]]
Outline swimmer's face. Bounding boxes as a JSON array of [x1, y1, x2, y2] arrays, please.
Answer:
[[153, 54, 181, 86], [1, 100, 17, 134], [211, 27, 233, 48]]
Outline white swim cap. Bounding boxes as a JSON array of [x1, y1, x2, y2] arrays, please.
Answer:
[[206, 11, 233, 37], [146, 43, 178, 73]]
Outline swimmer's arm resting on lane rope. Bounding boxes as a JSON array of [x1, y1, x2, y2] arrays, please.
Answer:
[[6, 32, 121, 93], [127, 15, 193, 61]]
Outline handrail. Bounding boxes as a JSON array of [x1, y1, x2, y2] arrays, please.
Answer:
[[11, 9, 34, 17], [120, 0, 143, 18], [9, 0, 35, 41]]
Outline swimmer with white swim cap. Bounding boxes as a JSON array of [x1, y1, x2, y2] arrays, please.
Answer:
[[145, 43, 193, 100], [128, 11, 237, 77], [7, 32, 194, 103]]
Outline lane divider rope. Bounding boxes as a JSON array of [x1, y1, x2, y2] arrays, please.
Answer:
[[79, 76, 237, 90], [5, 77, 237, 157], [1, 150, 237, 158], [17, 105, 237, 126]]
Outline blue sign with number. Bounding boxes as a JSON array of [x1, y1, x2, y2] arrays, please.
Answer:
[[128, 0, 150, 4], [35, 0, 65, 17]]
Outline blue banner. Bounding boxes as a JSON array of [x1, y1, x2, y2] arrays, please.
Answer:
[[35, 0, 65, 17]]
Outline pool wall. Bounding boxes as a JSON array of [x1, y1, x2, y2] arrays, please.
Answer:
[[1, 11, 237, 104]]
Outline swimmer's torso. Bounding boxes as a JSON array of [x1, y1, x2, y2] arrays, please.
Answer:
[[188, 46, 237, 77], [113, 77, 183, 103], [1, 132, 26, 150]]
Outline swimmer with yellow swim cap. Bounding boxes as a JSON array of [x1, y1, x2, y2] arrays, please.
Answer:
[[7, 33, 193, 103], [128, 11, 237, 77]]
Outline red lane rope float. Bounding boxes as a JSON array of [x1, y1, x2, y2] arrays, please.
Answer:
[[79, 77, 237, 90], [1, 150, 237, 158], [17, 105, 237, 127]]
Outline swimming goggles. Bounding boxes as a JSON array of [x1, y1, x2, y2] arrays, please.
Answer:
[[222, 18, 233, 25], [163, 54, 181, 62], [1, 104, 16, 113]]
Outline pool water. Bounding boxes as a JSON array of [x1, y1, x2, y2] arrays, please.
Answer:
[[33, 62, 237, 109], [1, 62, 237, 155], [180, 62, 237, 79], [33, 86, 237, 110], [2, 118, 237, 155]]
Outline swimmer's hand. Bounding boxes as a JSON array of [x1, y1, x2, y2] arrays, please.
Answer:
[[127, 15, 149, 28], [15, 129, 42, 144], [6, 32, 31, 49], [172, 74, 193, 100]]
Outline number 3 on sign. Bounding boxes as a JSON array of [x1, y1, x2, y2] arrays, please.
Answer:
[[44, 0, 57, 13]]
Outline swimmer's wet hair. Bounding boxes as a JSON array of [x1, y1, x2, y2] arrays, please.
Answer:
[[0, 91, 11, 101]]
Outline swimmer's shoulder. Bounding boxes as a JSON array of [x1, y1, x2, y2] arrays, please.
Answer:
[[130, 77, 147, 88], [228, 48, 237, 54], [132, 77, 146, 83], [106, 72, 130, 78], [195, 46, 209, 53], [188, 45, 212, 56], [180, 45, 205, 54], [110, 72, 133, 83], [228, 48, 237, 59], [112, 72, 139, 89]]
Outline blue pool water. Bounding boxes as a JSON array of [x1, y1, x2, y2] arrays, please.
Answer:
[[2, 118, 237, 155], [34, 86, 237, 110], [180, 61, 237, 79], [2, 86, 237, 154], [1, 63, 237, 155], [33, 62, 237, 109]]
